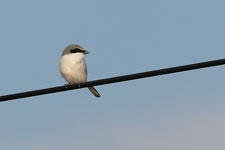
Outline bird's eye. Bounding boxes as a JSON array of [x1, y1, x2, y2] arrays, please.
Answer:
[[71, 48, 82, 53]]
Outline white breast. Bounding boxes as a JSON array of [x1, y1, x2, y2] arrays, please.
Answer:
[[59, 54, 87, 84]]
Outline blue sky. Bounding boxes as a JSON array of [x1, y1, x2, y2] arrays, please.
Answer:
[[0, 0, 225, 149]]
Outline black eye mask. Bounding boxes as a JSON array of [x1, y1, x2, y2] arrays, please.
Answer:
[[70, 48, 83, 53]]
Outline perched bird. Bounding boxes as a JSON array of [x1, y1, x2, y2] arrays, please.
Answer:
[[59, 44, 100, 97]]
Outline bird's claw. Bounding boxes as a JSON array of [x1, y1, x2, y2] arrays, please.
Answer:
[[64, 84, 70, 89], [64, 83, 81, 89], [78, 83, 81, 88]]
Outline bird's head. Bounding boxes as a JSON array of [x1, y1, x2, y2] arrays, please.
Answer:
[[62, 44, 89, 57]]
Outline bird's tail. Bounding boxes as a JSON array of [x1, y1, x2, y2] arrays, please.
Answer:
[[88, 86, 100, 97]]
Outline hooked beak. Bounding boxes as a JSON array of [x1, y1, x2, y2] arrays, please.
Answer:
[[83, 50, 89, 54]]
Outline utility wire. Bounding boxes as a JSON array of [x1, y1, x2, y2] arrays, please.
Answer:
[[0, 58, 225, 102]]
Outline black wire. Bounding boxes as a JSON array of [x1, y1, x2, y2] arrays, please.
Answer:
[[0, 58, 225, 102]]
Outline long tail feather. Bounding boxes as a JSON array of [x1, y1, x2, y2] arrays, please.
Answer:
[[88, 87, 100, 97]]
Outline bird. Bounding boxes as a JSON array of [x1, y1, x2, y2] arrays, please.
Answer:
[[59, 44, 100, 97]]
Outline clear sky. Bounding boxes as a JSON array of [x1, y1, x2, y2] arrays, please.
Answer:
[[0, 0, 225, 149]]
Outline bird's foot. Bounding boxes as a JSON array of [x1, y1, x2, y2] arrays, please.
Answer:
[[64, 83, 81, 89], [64, 84, 71, 89], [78, 83, 81, 88]]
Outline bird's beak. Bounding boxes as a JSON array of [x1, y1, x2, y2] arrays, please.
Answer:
[[83, 50, 89, 54]]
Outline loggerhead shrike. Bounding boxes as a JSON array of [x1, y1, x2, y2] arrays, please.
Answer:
[[59, 44, 100, 97]]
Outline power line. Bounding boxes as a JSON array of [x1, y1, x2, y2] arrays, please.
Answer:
[[0, 58, 225, 102]]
